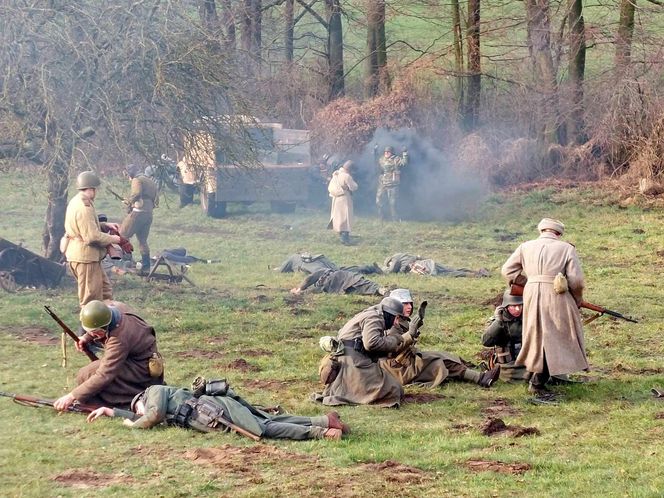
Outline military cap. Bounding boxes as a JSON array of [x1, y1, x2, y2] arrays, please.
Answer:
[[537, 218, 565, 235]]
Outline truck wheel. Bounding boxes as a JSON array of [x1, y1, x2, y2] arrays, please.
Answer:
[[270, 201, 296, 213]]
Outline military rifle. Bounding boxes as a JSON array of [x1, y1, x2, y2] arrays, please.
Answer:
[[44, 306, 99, 362], [105, 186, 128, 205], [509, 283, 637, 323], [0, 391, 98, 413]]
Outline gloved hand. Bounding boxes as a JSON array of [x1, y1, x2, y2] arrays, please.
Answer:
[[408, 315, 423, 339]]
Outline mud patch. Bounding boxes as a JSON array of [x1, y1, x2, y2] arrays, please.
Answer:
[[283, 294, 304, 306], [6, 326, 60, 346], [465, 459, 531, 475], [52, 468, 133, 489], [483, 398, 520, 417], [360, 460, 431, 484], [242, 349, 273, 357], [253, 294, 271, 304], [402, 392, 446, 404], [480, 417, 540, 437], [227, 358, 261, 372], [613, 363, 664, 375], [655, 412, 664, 420], [242, 379, 289, 390], [176, 349, 225, 360], [480, 292, 504, 307]]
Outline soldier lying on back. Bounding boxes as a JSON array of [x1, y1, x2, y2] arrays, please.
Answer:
[[87, 379, 350, 441], [277, 252, 382, 275], [383, 289, 500, 388]]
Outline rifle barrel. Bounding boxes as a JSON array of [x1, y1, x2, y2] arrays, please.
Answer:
[[44, 306, 98, 362]]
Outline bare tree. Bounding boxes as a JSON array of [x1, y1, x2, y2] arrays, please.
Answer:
[[365, 0, 388, 98], [567, 0, 587, 144], [464, 0, 481, 130], [0, 1, 255, 260]]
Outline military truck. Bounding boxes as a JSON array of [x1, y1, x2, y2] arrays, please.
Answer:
[[184, 122, 311, 218]]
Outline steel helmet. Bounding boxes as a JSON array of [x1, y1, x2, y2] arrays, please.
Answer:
[[80, 300, 112, 332], [384, 146, 394, 153], [390, 288, 413, 304], [501, 290, 523, 307], [380, 296, 404, 316], [76, 171, 101, 190]]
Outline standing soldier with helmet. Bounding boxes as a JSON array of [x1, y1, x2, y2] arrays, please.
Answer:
[[376, 145, 408, 221], [63, 171, 121, 308], [119, 164, 159, 274]]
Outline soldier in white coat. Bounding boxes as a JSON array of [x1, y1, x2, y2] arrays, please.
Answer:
[[327, 160, 358, 245]]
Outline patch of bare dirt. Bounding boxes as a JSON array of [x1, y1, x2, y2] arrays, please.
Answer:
[[480, 291, 504, 308], [242, 349, 273, 357], [613, 363, 664, 375], [253, 294, 271, 303], [4, 325, 60, 345], [51, 468, 134, 488], [465, 459, 531, 475], [402, 392, 446, 404], [480, 417, 540, 437], [176, 349, 224, 360], [360, 460, 431, 484], [654, 412, 664, 420], [242, 379, 289, 390], [206, 336, 227, 346], [227, 358, 261, 372], [483, 398, 520, 417]]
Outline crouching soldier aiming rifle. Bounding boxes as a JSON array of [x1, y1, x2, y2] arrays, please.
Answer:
[[87, 378, 350, 441]]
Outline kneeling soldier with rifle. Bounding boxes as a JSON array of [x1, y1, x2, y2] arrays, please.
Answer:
[[87, 378, 350, 441], [53, 300, 164, 411]]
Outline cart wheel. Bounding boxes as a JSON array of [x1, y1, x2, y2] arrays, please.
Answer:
[[0, 271, 17, 292]]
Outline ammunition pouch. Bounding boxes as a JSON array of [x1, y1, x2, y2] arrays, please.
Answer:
[[342, 338, 382, 362], [171, 398, 228, 433], [148, 352, 164, 378]]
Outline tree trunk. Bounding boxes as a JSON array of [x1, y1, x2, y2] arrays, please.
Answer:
[[251, 0, 262, 59], [464, 0, 481, 130], [241, 0, 252, 52], [615, 0, 635, 70], [326, 0, 345, 100], [199, 0, 219, 30], [567, 0, 587, 144], [43, 159, 69, 261], [451, 0, 464, 120], [220, 0, 236, 49], [365, 0, 387, 97], [525, 0, 564, 145], [285, 0, 294, 62]]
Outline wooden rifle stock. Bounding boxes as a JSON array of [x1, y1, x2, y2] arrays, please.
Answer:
[[0, 391, 98, 413], [579, 301, 638, 323], [217, 415, 261, 442], [44, 306, 99, 362]]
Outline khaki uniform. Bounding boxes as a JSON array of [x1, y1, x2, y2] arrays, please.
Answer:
[[72, 310, 164, 408], [502, 232, 588, 378], [328, 168, 358, 233], [120, 175, 158, 260], [114, 385, 332, 440], [381, 320, 467, 387], [312, 304, 406, 407], [376, 152, 407, 220], [64, 192, 115, 306]]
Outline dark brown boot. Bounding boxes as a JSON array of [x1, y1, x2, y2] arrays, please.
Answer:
[[327, 411, 351, 434], [478, 366, 501, 388]]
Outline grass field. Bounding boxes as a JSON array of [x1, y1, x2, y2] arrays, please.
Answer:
[[1, 167, 664, 497]]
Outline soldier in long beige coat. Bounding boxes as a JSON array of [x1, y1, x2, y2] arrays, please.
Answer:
[[64, 171, 121, 307], [312, 297, 411, 407], [502, 218, 589, 394], [328, 160, 358, 245]]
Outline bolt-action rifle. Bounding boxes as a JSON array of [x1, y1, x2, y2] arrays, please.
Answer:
[[44, 306, 99, 362], [509, 283, 637, 323], [0, 391, 98, 413]]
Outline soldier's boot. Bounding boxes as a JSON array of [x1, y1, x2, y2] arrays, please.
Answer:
[[340, 232, 351, 245], [327, 411, 351, 434], [463, 367, 500, 388], [140, 253, 151, 275]]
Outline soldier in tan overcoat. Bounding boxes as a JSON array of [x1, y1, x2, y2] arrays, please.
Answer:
[[327, 160, 358, 245], [382, 289, 500, 388], [312, 297, 411, 408], [64, 171, 121, 307], [54, 300, 164, 411], [501, 218, 589, 394], [120, 164, 159, 273]]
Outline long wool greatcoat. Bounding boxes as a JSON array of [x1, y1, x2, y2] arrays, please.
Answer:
[[312, 304, 405, 407], [72, 311, 164, 407], [501, 232, 589, 376], [328, 168, 358, 233]]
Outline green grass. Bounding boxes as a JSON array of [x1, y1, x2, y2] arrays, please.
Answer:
[[1, 167, 663, 496]]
